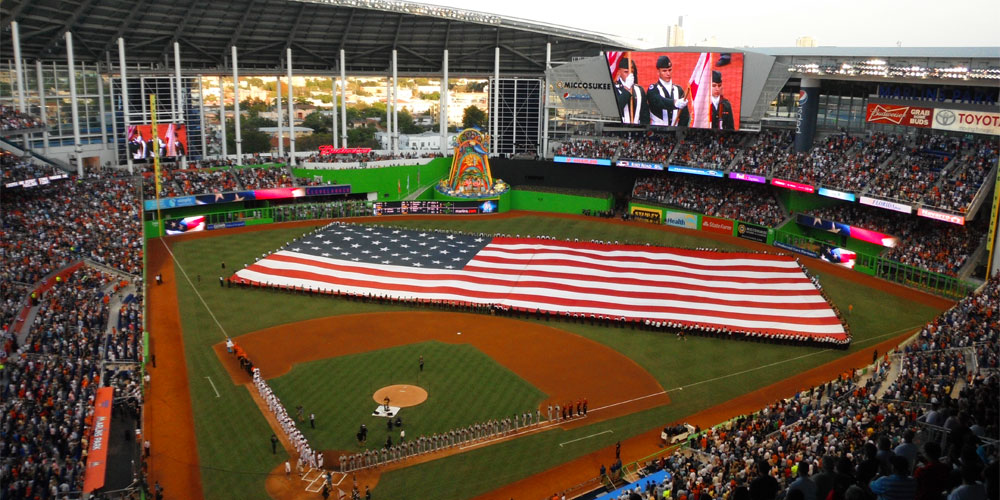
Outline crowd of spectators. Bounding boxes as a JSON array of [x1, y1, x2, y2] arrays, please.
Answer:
[[733, 130, 793, 176], [610, 277, 998, 500], [0, 267, 114, 499], [1, 153, 63, 185], [0, 104, 45, 134], [554, 138, 619, 159], [617, 133, 676, 164], [304, 151, 440, 165], [632, 174, 787, 227], [802, 202, 986, 277], [926, 138, 998, 212], [670, 130, 744, 169]]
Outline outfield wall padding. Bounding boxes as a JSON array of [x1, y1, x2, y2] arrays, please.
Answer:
[[291, 158, 452, 201], [509, 190, 612, 214]]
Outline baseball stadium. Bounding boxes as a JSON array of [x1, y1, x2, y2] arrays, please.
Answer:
[[1, 1, 998, 499]]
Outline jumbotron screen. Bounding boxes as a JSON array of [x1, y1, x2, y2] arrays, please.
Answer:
[[125, 124, 188, 160], [605, 51, 743, 130]]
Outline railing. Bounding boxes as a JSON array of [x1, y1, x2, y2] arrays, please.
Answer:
[[771, 228, 976, 299]]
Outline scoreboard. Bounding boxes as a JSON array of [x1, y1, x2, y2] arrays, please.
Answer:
[[373, 200, 498, 216]]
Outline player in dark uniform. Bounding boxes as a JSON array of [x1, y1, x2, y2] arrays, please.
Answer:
[[710, 70, 735, 130], [647, 55, 689, 127]]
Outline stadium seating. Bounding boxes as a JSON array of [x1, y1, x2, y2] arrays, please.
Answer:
[[606, 278, 998, 500], [632, 174, 786, 228], [0, 104, 45, 134]]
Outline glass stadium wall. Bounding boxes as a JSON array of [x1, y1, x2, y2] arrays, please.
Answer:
[[1, 60, 110, 151], [111, 75, 206, 163]]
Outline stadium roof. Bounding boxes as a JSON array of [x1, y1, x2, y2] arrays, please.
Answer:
[[2, 0, 631, 76]]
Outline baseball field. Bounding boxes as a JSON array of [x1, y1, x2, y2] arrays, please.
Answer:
[[144, 212, 951, 500]]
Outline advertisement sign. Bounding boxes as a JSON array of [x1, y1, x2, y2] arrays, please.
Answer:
[[318, 146, 372, 155], [771, 178, 815, 193], [4, 173, 69, 188], [668, 165, 725, 178], [736, 222, 769, 243], [630, 206, 662, 224], [125, 124, 187, 160], [821, 245, 857, 269], [83, 387, 114, 493], [817, 187, 856, 202], [796, 214, 899, 248], [918, 207, 966, 225], [859, 196, 913, 214], [865, 103, 933, 128], [164, 216, 206, 235], [931, 108, 1000, 136], [701, 216, 734, 235], [850, 227, 900, 248], [616, 159, 664, 170], [774, 241, 820, 259], [664, 211, 699, 229], [144, 185, 351, 210], [605, 51, 744, 129], [554, 156, 612, 166], [728, 171, 767, 184]]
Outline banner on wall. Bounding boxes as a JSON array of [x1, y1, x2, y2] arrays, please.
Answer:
[[664, 211, 698, 229], [865, 103, 933, 128], [83, 387, 114, 493], [630, 206, 662, 224], [736, 221, 769, 243], [143, 185, 351, 210], [931, 108, 1000, 136], [701, 216, 734, 235]]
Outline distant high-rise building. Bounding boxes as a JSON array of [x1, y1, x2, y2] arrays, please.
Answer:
[[667, 16, 685, 47], [796, 36, 817, 47]]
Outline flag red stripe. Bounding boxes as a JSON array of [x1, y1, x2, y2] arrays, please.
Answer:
[[263, 253, 823, 304], [241, 264, 841, 326]]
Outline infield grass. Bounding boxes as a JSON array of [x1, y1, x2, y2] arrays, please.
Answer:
[[166, 214, 947, 499], [267, 341, 547, 452]]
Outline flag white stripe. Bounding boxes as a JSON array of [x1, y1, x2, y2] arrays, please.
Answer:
[[234, 269, 846, 334], [484, 243, 804, 268], [246, 258, 836, 318]]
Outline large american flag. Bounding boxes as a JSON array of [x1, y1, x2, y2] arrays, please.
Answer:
[[233, 223, 847, 342]]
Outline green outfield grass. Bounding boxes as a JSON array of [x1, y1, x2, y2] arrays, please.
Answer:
[[165, 214, 947, 499], [267, 341, 547, 452]]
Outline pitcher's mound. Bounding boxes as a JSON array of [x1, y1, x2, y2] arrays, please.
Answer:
[[372, 385, 428, 407]]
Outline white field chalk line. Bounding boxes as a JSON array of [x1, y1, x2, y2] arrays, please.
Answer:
[[158, 238, 229, 339], [592, 324, 923, 411], [205, 376, 221, 398], [560, 430, 613, 447]]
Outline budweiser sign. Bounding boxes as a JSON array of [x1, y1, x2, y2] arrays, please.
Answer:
[[865, 103, 932, 128]]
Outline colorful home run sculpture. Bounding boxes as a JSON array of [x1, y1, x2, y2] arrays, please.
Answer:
[[436, 128, 509, 198]]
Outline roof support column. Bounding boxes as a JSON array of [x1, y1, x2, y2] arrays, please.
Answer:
[[11, 22, 29, 152], [340, 49, 347, 148], [118, 37, 132, 173], [541, 42, 551, 158], [66, 32, 83, 176], [232, 45, 242, 162], [330, 75, 338, 149], [219, 75, 227, 159], [440, 49, 448, 155], [392, 49, 398, 156], [97, 62, 108, 151], [276, 73, 284, 158], [36, 60, 50, 155], [174, 42, 186, 168], [492, 46, 499, 157], [197, 76, 207, 160], [287, 47, 296, 166]]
